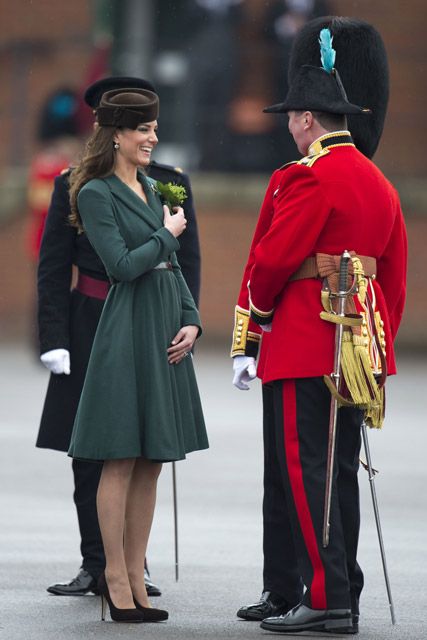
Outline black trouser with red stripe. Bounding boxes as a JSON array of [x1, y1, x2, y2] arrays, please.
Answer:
[[267, 377, 364, 612], [262, 384, 304, 606]]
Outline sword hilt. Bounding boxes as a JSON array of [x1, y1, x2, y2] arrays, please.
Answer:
[[338, 250, 351, 295]]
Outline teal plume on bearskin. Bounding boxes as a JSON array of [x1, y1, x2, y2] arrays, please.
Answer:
[[319, 28, 336, 74]]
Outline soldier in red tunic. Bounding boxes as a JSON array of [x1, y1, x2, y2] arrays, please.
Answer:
[[235, 15, 395, 629], [26, 88, 80, 261], [232, 29, 407, 634]]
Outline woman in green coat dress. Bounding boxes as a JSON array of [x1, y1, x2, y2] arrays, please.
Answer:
[[68, 88, 208, 623]]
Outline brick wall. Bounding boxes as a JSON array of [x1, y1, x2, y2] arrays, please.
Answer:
[[0, 0, 425, 348], [1, 199, 425, 348], [329, 0, 427, 178], [195, 204, 426, 347], [0, 0, 93, 168], [1, 1, 426, 176]]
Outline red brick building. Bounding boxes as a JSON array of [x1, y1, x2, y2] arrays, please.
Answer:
[[0, 0, 426, 346]]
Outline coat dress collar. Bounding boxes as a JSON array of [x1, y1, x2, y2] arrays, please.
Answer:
[[101, 170, 163, 232]]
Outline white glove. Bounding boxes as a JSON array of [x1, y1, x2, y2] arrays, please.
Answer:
[[233, 355, 257, 390], [40, 349, 71, 375], [261, 323, 272, 333]]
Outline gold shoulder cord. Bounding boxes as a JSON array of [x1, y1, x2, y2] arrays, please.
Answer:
[[298, 148, 330, 167]]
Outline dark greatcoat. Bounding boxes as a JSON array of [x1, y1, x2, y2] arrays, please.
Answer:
[[36, 161, 201, 452]]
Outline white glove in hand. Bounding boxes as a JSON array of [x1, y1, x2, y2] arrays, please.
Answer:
[[233, 355, 257, 390], [261, 323, 272, 333], [40, 349, 71, 375]]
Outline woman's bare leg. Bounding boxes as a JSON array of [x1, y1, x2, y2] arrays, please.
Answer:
[[97, 458, 136, 609], [124, 458, 162, 606]]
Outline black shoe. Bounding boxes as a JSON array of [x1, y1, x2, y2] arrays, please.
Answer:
[[133, 596, 168, 622], [325, 614, 359, 634], [144, 568, 162, 597], [98, 573, 145, 623], [237, 591, 291, 621], [260, 603, 352, 633], [47, 568, 99, 596]]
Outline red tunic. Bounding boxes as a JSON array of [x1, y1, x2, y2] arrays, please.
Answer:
[[26, 152, 70, 261], [232, 136, 407, 384]]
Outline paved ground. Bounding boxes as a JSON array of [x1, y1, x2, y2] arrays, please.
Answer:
[[1, 342, 426, 639]]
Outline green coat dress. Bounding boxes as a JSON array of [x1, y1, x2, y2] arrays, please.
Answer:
[[68, 172, 208, 461]]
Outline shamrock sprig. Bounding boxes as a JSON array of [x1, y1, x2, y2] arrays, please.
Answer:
[[155, 181, 187, 211]]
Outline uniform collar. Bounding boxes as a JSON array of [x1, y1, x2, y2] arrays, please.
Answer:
[[308, 130, 355, 156]]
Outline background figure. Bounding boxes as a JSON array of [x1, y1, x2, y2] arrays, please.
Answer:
[[36, 76, 201, 598], [184, 0, 243, 170], [26, 88, 80, 261], [261, 0, 331, 167], [234, 15, 391, 624], [25, 88, 81, 347], [183, 0, 330, 172]]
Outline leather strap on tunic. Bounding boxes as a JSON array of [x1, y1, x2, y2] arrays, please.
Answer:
[[290, 252, 387, 428], [290, 252, 377, 316]]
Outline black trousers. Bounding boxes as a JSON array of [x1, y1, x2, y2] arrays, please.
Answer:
[[72, 459, 105, 579], [262, 384, 304, 606], [262, 379, 363, 612]]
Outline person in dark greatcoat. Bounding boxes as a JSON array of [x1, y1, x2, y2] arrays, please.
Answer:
[[36, 76, 201, 597], [233, 17, 399, 632]]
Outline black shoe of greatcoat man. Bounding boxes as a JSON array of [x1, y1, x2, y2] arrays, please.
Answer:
[[237, 591, 291, 621], [260, 603, 353, 634], [47, 567, 162, 597], [144, 566, 162, 597], [47, 568, 99, 596]]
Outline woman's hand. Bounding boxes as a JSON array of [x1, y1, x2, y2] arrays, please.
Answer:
[[163, 205, 187, 238], [167, 325, 199, 364]]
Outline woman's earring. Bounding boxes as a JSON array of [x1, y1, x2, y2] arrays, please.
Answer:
[[114, 142, 120, 150]]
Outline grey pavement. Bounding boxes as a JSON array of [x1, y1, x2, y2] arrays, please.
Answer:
[[1, 342, 426, 639]]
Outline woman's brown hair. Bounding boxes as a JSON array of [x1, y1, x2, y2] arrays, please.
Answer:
[[69, 126, 116, 230]]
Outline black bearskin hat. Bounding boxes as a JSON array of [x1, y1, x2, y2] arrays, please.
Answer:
[[84, 76, 157, 109], [288, 16, 389, 159]]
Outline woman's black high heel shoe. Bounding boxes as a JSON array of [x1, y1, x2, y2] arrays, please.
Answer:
[[98, 573, 145, 623], [133, 596, 169, 622]]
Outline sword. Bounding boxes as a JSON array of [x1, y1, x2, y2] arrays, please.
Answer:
[[361, 421, 396, 624], [323, 249, 351, 547], [172, 461, 179, 581]]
